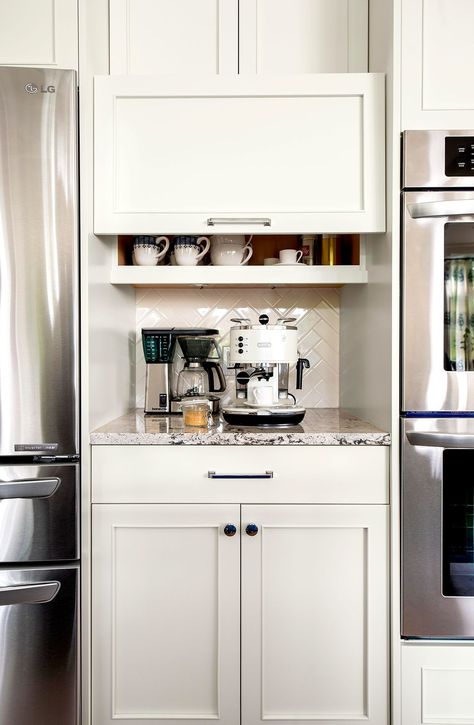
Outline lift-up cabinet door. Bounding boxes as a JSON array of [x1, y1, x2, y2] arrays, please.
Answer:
[[94, 74, 385, 235]]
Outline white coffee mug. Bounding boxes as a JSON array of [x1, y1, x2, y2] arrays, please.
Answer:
[[211, 243, 253, 266], [279, 249, 303, 265], [263, 257, 279, 265], [251, 386, 274, 407], [210, 235, 253, 266], [174, 236, 210, 266]]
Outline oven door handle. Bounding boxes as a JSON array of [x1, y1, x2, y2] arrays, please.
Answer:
[[406, 431, 474, 448], [408, 199, 474, 219]]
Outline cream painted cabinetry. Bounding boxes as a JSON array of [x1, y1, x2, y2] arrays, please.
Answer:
[[109, 0, 367, 76], [0, 0, 78, 70], [94, 74, 385, 235], [402, 644, 474, 724], [401, 0, 474, 129], [91, 445, 389, 725]]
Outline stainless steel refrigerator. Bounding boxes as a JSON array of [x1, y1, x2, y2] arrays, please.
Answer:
[[0, 67, 79, 723]]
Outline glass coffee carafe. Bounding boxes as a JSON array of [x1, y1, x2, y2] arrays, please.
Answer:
[[176, 336, 226, 403]]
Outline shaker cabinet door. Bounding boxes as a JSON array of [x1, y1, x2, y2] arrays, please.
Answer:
[[109, 0, 238, 75], [239, 0, 368, 74], [401, 0, 474, 129], [0, 0, 78, 70], [241, 504, 389, 725], [94, 74, 385, 235], [92, 504, 240, 725]]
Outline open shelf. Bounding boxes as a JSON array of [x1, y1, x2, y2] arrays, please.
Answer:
[[110, 263, 368, 287], [111, 233, 367, 287]]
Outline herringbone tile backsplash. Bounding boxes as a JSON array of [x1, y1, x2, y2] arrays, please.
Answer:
[[135, 288, 339, 408]]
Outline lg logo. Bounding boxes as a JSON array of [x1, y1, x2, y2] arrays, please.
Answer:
[[24, 83, 56, 94]]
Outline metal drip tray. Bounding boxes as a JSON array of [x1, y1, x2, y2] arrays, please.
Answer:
[[222, 406, 306, 427]]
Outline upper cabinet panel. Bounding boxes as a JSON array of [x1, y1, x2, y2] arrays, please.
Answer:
[[402, 0, 474, 129], [109, 0, 238, 74], [0, 0, 78, 71], [94, 74, 385, 235], [239, 0, 368, 74], [109, 0, 367, 76]]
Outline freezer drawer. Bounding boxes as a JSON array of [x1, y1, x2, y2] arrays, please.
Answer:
[[0, 565, 79, 725], [0, 463, 79, 563]]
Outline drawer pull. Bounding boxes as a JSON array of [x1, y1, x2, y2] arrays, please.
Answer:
[[208, 471, 273, 479], [223, 524, 237, 537], [207, 217, 271, 227]]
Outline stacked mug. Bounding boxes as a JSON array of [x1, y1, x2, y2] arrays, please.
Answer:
[[132, 236, 170, 266], [170, 236, 211, 266], [210, 235, 253, 266]]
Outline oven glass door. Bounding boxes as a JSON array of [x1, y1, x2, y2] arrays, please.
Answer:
[[402, 190, 474, 412], [403, 418, 474, 638]]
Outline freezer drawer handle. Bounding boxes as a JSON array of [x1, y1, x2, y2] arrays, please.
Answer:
[[208, 471, 273, 479], [0, 477, 60, 499], [406, 431, 474, 448], [207, 217, 271, 227], [0, 581, 60, 606], [408, 199, 474, 219]]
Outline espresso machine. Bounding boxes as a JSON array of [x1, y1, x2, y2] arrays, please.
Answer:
[[142, 328, 226, 414], [222, 314, 310, 426]]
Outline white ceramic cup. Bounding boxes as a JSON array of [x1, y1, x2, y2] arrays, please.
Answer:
[[174, 236, 210, 266], [279, 249, 303, 265], [133, 236, 170, 266], [263, 257, 279, 265], [251, 385, 275, 407], [210, 235, 253, 266]]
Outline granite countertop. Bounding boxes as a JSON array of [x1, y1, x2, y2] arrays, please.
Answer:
[[90, 408, 390, 446]]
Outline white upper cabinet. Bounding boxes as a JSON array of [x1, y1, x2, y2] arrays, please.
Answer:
[[239, 0, 368, 74], [109, 0, 238, 75], [0, 0, 78, 71], [402, 0, 474, 129], [109, 0, 367, 75], [94, 74, 385, 235]]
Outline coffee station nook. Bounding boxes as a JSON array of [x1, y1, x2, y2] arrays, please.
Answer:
[[6, 0, 451, 722]]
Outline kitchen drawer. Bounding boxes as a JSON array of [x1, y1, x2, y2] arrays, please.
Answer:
[[91, 445, 389, 504]]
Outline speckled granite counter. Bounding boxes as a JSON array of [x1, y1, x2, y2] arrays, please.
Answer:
[[90, 408, 390, 446]]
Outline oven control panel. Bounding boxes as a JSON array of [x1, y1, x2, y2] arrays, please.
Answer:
[[445, 136, 474, 176]]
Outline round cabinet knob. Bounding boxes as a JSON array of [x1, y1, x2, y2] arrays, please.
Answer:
[[224, 524, 237, 537], [245, 523, 259, 537]]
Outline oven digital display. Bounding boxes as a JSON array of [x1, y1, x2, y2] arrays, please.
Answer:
[[445, 136, 474, 176]]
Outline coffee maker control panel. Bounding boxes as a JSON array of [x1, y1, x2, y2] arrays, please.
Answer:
[[230, 327, 297, 364]]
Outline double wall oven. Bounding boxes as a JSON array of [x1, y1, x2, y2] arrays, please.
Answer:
[[402, 130, 474, 638]]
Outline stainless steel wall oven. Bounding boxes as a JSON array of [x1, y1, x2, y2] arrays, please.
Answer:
[[402, 130, 474, 639]]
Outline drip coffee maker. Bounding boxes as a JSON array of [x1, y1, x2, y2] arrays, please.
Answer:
[[142, 328, 226, 414], [222, 314, 309, 426], [176, 336, 226, 406]]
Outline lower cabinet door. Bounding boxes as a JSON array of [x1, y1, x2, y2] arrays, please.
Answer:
[[241, 504, 389, 725], [92, 504, 240, 725]]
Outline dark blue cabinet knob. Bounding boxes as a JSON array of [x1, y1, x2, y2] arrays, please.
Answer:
[[224, 524, 237, 537], [246, 524, 259, 537]]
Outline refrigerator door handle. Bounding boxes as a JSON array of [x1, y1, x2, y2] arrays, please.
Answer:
[[408, 199, 474, 219], [0, 581, 60, 606], [406, 431, 474, 448], [0, 477, 60, 499]]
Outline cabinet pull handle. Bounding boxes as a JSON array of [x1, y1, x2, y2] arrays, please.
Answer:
[[223, 524, 237, 537], [245, 524, 259, 537], [208, 471, 273, 479], [207, 217, 271, 227]]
